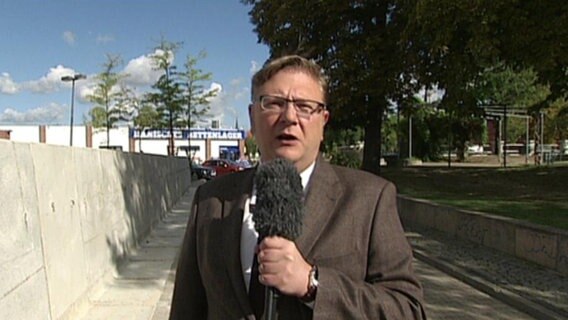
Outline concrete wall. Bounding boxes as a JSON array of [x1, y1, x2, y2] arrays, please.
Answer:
[[0, 140, 191, 320], [398, 195, 568, 276]]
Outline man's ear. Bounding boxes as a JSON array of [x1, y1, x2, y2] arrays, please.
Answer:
[[322, 110, 330, 126]]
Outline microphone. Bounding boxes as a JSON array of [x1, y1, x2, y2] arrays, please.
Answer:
[[253, 158, 304, 320]]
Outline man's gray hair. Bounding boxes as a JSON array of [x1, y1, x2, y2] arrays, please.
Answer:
[[251, 55, 328, 102]]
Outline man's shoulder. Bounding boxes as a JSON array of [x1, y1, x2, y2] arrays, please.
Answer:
[[326, 163, 393, 189], [197, 168, 254, 196]]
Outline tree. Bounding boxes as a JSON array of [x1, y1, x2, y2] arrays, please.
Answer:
[[545, 97, 568, 145], [475, 65, 550, 162], [87, 54, 124, 148], [322, 126, 364, 168], [242, 0, 415, 174], [245, 133, 259, 160], [179, 51, 218, 128], [145, 38, 185, 156], [395, 100, 450, 161], [87, 106, 107, 128], [135, 104, 161, 129]]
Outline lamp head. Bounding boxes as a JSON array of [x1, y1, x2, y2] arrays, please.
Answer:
[[61, 74, 86, 82]]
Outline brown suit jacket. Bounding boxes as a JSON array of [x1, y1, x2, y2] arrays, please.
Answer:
[[170, 157, 426, 319]]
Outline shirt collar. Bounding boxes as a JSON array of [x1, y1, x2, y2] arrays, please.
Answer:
[[251, 159, 316, 201], [299, 161, 316, 191]]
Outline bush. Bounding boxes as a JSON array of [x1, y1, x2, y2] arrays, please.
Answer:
[[326, 146, 362, 168]]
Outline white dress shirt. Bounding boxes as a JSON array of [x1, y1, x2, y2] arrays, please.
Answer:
[[240, 161, 315, 291]]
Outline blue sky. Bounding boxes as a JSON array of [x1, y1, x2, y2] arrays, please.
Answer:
[[0, 0, 270, 130]]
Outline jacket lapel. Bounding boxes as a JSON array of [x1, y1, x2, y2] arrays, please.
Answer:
[[296, 157, 343, 258], [218, 160, 342, 317], [220, 169, 256, 317]]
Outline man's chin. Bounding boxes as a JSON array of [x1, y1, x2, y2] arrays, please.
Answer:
[[272, 148, 301, 163]]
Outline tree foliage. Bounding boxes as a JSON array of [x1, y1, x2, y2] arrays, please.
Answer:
[[178, 51, 219, 128], [546, 97, 568, 144], [403, 0, 567, 161], [144, 39, 185, 155], [135, 104, 161, 129], [86, 54, 124, 147], [242, 0, 413, 173], [476, 65, 550, 109], [142, 38, 219, 155], [243, 0, 567, 169]]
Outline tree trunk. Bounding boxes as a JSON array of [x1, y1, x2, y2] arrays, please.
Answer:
[[360, 3, 388, 176], [362, 96, 384, 175]]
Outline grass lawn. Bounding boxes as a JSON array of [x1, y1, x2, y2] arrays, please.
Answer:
[[380, 164, 568, 230]]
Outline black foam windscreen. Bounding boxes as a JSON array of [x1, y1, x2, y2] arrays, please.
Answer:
[[253, 158, 304, 240]]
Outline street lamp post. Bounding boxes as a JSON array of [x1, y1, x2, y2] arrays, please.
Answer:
[[61, 74, 86, 146]]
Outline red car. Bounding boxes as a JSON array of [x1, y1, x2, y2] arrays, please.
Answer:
[[201, 159, 243, 177]]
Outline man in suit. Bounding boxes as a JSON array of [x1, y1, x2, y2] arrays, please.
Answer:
[[170, 55, 426, 319]]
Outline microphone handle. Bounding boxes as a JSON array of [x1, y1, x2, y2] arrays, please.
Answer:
[[263, 286, 279, 320]]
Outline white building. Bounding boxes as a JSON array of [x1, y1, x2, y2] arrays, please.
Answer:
[[0, 125, 247, 162]]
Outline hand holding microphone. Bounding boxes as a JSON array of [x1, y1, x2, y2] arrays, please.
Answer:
[[253, 158, 308, 319], [256, 236, 312, 297]]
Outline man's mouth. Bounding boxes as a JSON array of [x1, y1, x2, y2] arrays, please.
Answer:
[[277, 133, 298, 142]]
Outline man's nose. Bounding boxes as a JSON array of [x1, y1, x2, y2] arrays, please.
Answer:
[[280, 101, 299, 123]]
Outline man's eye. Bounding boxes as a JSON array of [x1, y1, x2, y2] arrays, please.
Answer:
[[269, 100, 285, 108], [296, 102, 314, 112]]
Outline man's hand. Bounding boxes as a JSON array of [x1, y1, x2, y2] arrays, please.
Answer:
[[257, 236, 311, 297]]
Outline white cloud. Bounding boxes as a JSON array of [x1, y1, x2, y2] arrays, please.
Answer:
[[207, 82, 222, 97], [0, 72, 19, 94], [250, 60, 261, 74], [78, 84, 95, 102], [200, 82, 225, 126], [228, 78, 249, 100], [63, 31, 76, 46], [206, 80, 253, 129], [96, 34, 115, 44], [22, 65, 78, 93], [0, 103, 66, 124], [230, 78, 245, 87], [122, 50, 165, 86]]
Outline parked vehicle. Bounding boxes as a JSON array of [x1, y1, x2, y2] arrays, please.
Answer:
[[201, 159, 243, 177], [191, 162, 216, 180], [235, 159, 254, 169]]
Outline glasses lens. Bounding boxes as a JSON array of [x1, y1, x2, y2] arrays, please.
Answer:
[[260, 96, 284, 111], [259, 95, 323, 118], [294, 100, 319, 117]]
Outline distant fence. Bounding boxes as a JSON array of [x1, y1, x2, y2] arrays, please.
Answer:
[[0, 140, 191, 320], [398, 196, 568, 276]]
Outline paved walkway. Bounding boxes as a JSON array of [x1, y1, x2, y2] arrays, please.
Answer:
[[76, 183, 567, 320], [414, 259, 534, 319], [409, 228, 568, 320], [76, 186, 195, 320]]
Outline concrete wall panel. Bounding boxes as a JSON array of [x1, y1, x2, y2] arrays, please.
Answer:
[[481, 217, 516, 255], [558, 235, 568, 275], [432, 205, 459, 236], [0, 269, 50, 320], [31, 143, 89, 319], [515, 228, 558, 269], [0, 140, 48, 317], [0, 140, 190, 319]]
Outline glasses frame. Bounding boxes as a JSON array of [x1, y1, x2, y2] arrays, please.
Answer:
[[257, 95, 326, 119]]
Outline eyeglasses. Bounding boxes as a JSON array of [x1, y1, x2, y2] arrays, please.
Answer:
[[257, 95, 326, 119]]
